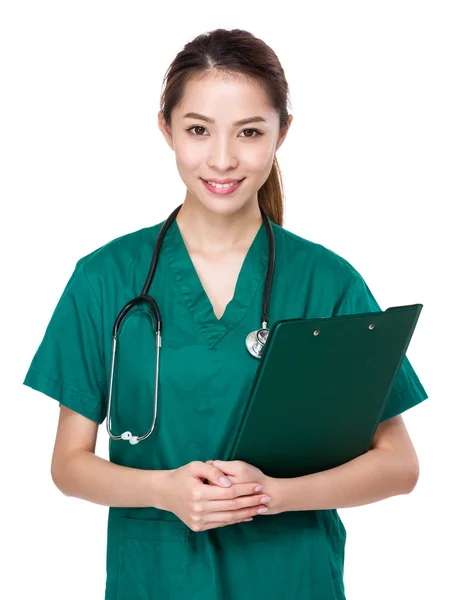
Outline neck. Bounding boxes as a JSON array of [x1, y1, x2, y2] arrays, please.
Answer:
[[175, 199, 263, 255]]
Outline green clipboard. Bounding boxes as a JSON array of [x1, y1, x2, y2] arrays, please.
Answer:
[[225, 304, 423, 478]]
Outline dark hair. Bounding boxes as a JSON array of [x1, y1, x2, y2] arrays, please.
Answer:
[[159, 28, 292, 226]]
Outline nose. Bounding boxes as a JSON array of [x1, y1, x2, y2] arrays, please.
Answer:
[[207, 136, 239, 171]]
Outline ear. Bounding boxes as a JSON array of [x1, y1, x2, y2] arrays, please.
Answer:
[[157, 111, 174, 150], [275, 114, 293, 153]]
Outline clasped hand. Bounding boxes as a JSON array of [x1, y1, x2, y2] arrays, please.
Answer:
[[205, 459, 280, 516], [163, 459, 279, 533]]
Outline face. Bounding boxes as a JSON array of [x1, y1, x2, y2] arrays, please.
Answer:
[[158, 71, 293, 217]]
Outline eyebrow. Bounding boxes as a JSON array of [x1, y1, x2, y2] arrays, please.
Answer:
[[183, 112, 267, 127]]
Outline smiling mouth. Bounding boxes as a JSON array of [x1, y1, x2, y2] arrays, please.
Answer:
[[201, 177, 245, 184]]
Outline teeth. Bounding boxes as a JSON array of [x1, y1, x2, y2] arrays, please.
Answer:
[[206, 180, 240, 189]]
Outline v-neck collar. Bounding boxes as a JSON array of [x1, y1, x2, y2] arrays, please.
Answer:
[[162, 216, 269, 349]]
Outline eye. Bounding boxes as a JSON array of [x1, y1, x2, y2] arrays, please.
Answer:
[[240, 129, 262, 138], [186, 126, 263, 138], [187, 126, 208, 137]]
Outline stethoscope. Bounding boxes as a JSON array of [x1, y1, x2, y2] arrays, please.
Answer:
[[106, 203, 276, 444]]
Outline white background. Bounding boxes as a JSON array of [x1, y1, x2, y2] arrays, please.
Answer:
[[2, 1, 454, 598]]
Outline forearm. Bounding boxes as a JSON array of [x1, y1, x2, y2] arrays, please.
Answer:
[[52, 450, 170, 509], [274, 447, 418, 513]]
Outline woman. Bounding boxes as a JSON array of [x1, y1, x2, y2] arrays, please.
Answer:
[[23, 28, 428, 599]]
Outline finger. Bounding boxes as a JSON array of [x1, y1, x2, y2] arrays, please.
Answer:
[[189, 461, 233, 487], [198, 517, 253, 531], [206, 492, 270, 514], [202, 482, 264, 501], [200, 505, 265, 525]]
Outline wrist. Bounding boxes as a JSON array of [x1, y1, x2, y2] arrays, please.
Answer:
[[150, 469, 174, 511], [267, 476, 288, 514]]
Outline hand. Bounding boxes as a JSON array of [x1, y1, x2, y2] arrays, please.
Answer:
[[205, 459, 281, 515], [159, 461, 272, 532]]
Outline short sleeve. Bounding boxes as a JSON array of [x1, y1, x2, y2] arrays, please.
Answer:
[[23, 258, 107, 424], [333, 273, 429, 422]]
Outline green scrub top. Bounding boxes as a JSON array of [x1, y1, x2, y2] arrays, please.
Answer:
[[23, 216, 428, 600]]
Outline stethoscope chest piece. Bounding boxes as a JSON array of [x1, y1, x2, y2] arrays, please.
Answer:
[[245, 324, 270, 359]]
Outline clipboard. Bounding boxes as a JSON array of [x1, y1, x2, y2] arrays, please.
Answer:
[[224, 304, 423, 478]]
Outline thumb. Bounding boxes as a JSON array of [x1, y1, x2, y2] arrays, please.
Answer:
[[210, 465, 232, 487], [205, 460, 231, 483], [190, 461, 231, 487]]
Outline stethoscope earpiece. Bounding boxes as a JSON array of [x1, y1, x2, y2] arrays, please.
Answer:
[[120, 431, 140, 445], [106, 203, 275, 444]]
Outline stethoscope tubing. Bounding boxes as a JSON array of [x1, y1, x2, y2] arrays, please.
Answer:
[[106, 203, 275, 444]]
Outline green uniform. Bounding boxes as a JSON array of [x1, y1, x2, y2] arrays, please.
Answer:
[[23, 216, 428, 599]]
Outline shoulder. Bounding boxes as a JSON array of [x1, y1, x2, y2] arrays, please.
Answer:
[[74, 220, 166, 279], [271, 221, 362, 294]]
